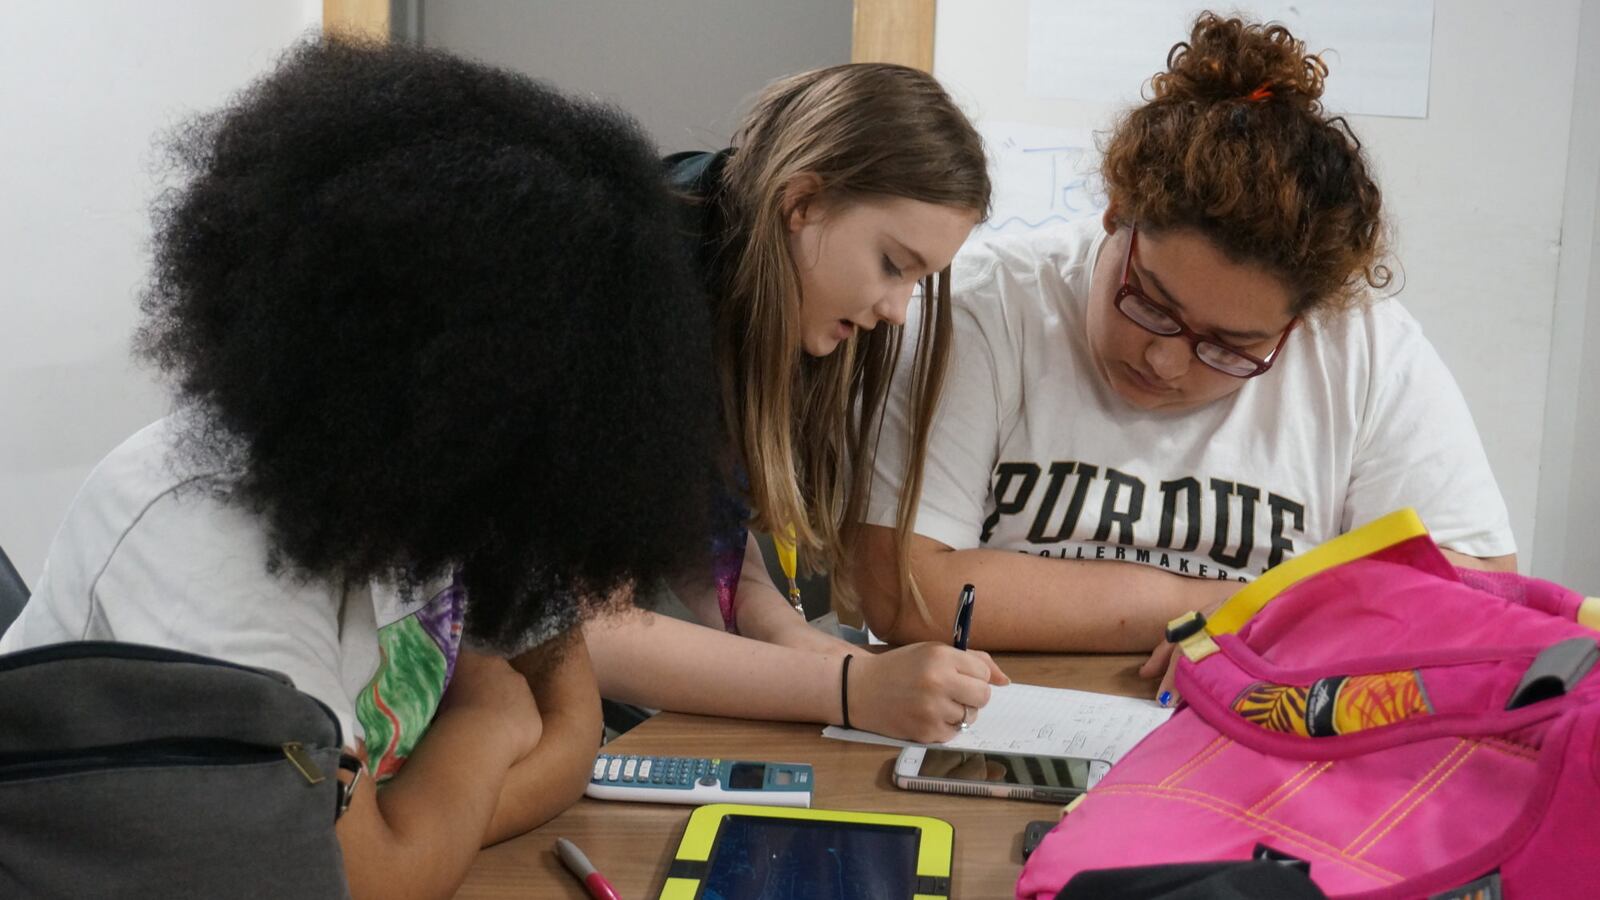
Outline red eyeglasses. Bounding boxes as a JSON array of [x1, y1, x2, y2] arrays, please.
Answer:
[[1113, 226, 1296, 378]]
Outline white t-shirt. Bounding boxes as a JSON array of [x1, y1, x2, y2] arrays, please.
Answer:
[[0, 418, 464, 778], [866, 219, 1514, 582]]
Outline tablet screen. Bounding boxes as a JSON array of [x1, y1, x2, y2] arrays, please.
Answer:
[[698, 815, 921, 900]]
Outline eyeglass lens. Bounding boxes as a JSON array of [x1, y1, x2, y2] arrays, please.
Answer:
[[1118, 292, 1260, 377]]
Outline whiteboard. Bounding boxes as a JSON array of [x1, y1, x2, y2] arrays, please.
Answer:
[[935, 0, 1589, 565], [976, 121, 1102, 236]]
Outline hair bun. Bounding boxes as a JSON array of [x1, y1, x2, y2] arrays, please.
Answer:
[[1152, 12, 1327, 109]]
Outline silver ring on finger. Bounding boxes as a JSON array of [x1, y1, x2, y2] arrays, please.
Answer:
[[959, 705, 975, 730]]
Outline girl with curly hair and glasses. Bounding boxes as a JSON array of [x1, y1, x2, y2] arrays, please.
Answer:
[[2, 39, 723, 898], [851, 13, 1515, 699], [583, 63, 1012, 743]]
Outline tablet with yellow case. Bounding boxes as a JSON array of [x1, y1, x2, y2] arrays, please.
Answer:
[[660, 803, 954, 900]]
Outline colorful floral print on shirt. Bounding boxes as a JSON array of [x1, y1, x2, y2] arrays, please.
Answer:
[[355, 578, 466, 781]]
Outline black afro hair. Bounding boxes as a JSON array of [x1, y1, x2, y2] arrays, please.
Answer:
[[137, 37, 717, 650]]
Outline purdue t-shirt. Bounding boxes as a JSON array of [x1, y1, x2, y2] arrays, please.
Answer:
[[866, 219, 1513, 582]]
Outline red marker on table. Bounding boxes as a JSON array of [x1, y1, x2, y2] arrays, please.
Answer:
[[555, 837, 623, 900]]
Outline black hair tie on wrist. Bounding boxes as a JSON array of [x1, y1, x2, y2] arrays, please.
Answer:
[[840, 653, 854, 730]]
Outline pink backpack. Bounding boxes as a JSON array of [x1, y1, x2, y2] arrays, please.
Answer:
[[1018, 509, 1600, 899]]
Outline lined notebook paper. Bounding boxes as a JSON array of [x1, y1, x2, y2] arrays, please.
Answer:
[[822, 683, 1171, 762]]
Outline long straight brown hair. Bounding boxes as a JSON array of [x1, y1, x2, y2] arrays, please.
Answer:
[[711, 63, 990, 613]]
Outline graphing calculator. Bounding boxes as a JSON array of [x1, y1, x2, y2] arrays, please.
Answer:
[[585, 753, 814, 808]]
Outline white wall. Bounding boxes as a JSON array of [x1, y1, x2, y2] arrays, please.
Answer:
[[933, 0, 1595, 584], [0, 2, 319, 585], [1540, 0, 1600, 592]]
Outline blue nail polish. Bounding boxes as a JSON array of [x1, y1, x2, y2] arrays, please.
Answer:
[[1158, 690, 1172, 707]]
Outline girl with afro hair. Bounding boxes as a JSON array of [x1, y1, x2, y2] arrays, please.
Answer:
[[851, 13, 1515, 699], [584, 63, 1014, 743], [1, 39, 720, 898]]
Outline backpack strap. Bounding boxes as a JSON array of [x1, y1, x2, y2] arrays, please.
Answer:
[[1168, 509, 1431, 663], [1206, 508, 1429, 637], [1582, 597, 1600, 631]]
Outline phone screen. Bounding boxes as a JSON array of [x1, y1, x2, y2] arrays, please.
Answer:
[[915, 749, 1101, 789]]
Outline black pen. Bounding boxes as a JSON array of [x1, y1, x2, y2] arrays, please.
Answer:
[[952, 583, 976, 651]]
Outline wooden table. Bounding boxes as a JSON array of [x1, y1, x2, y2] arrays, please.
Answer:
[[457, 653, 1151, 899]]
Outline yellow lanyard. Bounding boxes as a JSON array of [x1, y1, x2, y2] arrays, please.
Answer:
[[774, 526, 805, 617]]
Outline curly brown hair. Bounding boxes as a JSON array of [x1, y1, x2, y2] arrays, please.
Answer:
[[1100, 12, 1391, 315]]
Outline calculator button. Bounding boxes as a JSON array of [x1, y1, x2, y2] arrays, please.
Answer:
[[697, 775, 719, 787], [638, 759, 653, 780], [592, 758, 606, 781], [606, 758, 622, 782], [622, 759, 638, 782]]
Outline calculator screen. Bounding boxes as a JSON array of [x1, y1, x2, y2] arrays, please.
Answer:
[[698, 815, 919, 900], [727, 763, 766, 790]]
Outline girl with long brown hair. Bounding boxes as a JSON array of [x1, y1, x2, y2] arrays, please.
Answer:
[[585, 63, 1007, 742]]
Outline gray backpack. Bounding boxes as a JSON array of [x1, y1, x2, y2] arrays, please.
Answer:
[[0, 641, 352, 898]]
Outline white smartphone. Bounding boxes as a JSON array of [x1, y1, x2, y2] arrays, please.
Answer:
[[892, 746, 1111, 803]]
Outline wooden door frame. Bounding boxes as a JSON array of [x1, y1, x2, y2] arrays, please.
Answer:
[[323, 0, 389, 40], [852, 0, 938, 70]]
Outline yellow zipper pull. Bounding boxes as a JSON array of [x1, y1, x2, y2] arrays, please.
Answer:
[[282, 742, 327, 784]]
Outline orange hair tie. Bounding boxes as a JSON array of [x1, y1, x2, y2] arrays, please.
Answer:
[[1245, 81, 1274, 103]]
